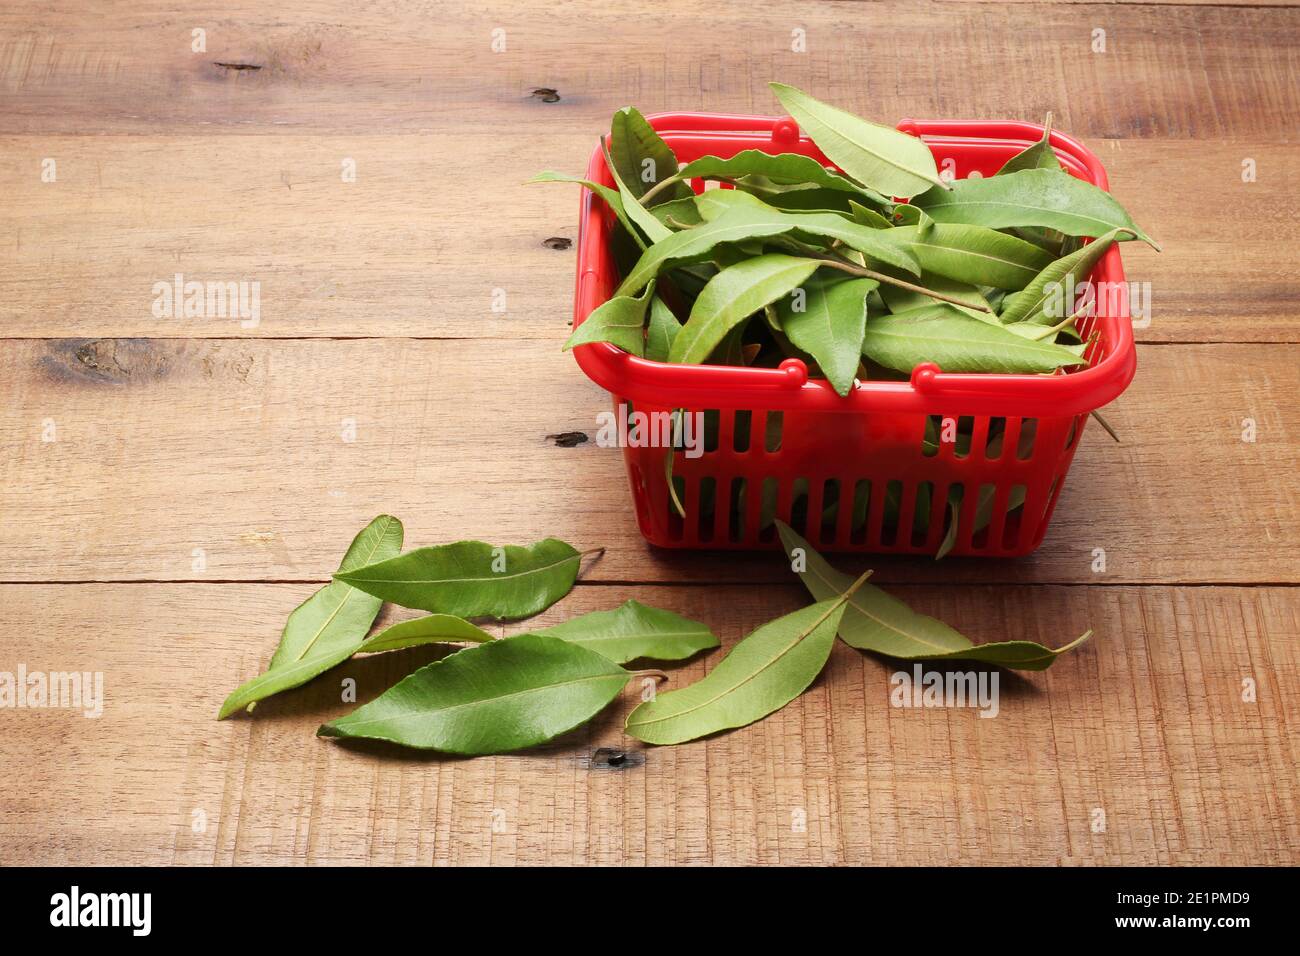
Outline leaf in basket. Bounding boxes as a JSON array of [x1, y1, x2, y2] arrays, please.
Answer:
[[609, 106, 693, 204], [625, 572, 871, 744], [529, 600, 719, 664], [645, 294, 683, 361], [995, 115, 1061, 176], [777, 275, 877, 397], [319, 633, 630, 754], [935, 482, 1028, 560], [849, 200, 895, 229], [769, 82, 948, 198], [677, 149, 889, 203], [879, 270, 995, 321], [998, 227, 1130, 326], [528, 171, 647, 251], [880, 223, 1053, 290], [335, 537, 590, 620], [217, 514, 403, 719], [913, 168, 1159, 249], [690, 191, 922, 275], [649, 196, 704, 229], [777, 522, 1089, 670], [615, 206, 801, 298], [669, 254, 821, 365], [861, 304, 1087, 374], [602, 141, 673, 244], [563, 285, 652, 354], [359, 614, 495, 654]]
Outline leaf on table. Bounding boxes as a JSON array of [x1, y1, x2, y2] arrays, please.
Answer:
[[625, 571, 871, 744], [563, 284, 652, 354], [609, 106, 693, 204], [913, 168, 1159, 249], [997, 228, 1130, 325], [777, 521, 1088, 670], [318, 633, 630, 753], [862, 303, 1087, 374], [881, 223, 1053, 290], [528, 171, 646, 251], [530, 599, 719, 664], [769, 82, 948, 198], [360, 614, 495, 654], [778, 275, 877, 396], [217, 514, 404, 719], [669, 254, 821, 365], [335, 537, 591, 620]]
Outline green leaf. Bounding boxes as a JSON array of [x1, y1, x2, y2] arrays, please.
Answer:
[[879, 270, 994, 321], [648, 196, 703, 229], [528, 172, 646, 250], [778, 275, 876, 396], [218, 515, 403, 719], [335, 538, 589, 620], [318, 633, 630, 753], [862, 304, 1087, 374], [777, 522, 1089, 670], [615, 206, 799, 298], [692, 190, 921, 274], [882, 223, 1053, 290], [625, 571, 870, 744], [935, 482, 1028, 560], [563, 284, 651, 354], [914, 168, 1159, 248], [995, 116, 1061, 175], [360, 614, 495, 654], [769, 82, 947, 198], [644, 295, 682, 361], [609, 107, 693, 203], [602, 141, 672, 243], [530, 600, 719, 664], [997, 228, 1129, 325], [669, 254, 821, 365], [677, 149, 888, 202]]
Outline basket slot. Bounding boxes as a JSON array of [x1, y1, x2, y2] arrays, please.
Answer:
[[910, 481, 936, 548], [696, 477, 717, 542], [732, 410, 753, 454], [805, 478, 827, 545], [1016, 418, 1038, 460], [728, 477, 746, 543], [1001, 484, 1029, 550], [763, 410, 784, 453], [703, 409, 721, 454], [847, 479, 871, 545], [757, 476, 779, 543], [788, 477, 811, 536], [665, 466, 686, 542], [983, 417, 1007, 461], [956, 417, 978, 460], [984, 483, 1014, 550], [878, 479, 903, 546]]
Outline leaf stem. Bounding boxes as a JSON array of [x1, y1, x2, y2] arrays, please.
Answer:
[[812, 253, 994, 312], [640, 173, 684, 206], [579, 547, 607, 561]]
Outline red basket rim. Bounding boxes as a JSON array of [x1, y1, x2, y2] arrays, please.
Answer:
[[571, 113, 1136, 418]]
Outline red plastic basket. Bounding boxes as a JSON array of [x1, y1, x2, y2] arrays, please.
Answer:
[[571, 113, 1136, 556]]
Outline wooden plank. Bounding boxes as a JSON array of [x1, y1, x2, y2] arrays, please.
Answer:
[[0, 1, 1296, 138], [2, 337, 1295, 585], [0, 582, 1294, 865], [1, 136, 1293, 342]]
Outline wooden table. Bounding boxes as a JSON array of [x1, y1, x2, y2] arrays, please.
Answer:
[[2, 0, 1296, 866]]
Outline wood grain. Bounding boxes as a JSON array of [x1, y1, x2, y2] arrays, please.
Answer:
[[2, 337, 1295, 585], [1, 1, 1297, 138], [1, 137, 1294, 342], [0, 582, 1293, 865]]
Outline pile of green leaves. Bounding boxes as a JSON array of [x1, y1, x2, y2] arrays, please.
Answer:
[[218, 515, 1090, 755], [535, 83, 1158, 393]]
